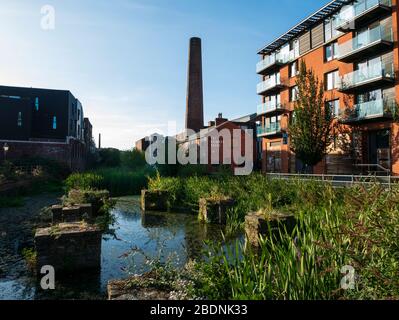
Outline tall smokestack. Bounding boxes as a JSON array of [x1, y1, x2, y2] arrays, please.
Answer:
[[185, 37, 204, 133], [98, 133, 101, 149]]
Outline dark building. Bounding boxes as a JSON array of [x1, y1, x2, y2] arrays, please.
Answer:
[[185, 37, 204, 133], [0, 85, 94, 171]]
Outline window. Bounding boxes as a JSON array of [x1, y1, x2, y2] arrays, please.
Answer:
[[17, 112, 22, 127], [290, 86, 299, 102], [270, 141, 282, 147], [357, 89, 382, 104], [290, 61, 299, 77], [325, 70, 340, 91], [326, 99, 340, 117], [324, 16, 341, 42], [35, 97, 39, 111], [52, 116, 57, 130], [325, 42, 338, 62]]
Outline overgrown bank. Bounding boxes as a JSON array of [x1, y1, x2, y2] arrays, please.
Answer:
[[144, 175, 399, 300]]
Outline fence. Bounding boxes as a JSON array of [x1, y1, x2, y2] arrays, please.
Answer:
[[265, 172, 399, 189]]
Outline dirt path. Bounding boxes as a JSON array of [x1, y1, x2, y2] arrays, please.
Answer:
[[0, 193, 61, 279]]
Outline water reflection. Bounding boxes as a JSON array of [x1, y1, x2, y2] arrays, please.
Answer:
[[0, 196, 236, 300]]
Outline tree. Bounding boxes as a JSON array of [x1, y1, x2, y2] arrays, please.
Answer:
[[289, 61, 333, 172]]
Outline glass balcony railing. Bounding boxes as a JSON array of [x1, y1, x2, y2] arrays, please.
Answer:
[[257, 76, 282, 94], [339, 62, 394, 91], [336, 0, 392, 29], [337, 25, 393, 59], [256, 53, 289, 73], [257, 101, 284, 115], [257, 123, 281, 136], [339, 99, 395, 122]]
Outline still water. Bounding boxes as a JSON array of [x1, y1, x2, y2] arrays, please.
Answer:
[[0, 196, 234, 300]]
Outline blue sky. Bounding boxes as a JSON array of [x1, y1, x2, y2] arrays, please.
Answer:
[[0, 0, 327, 149]]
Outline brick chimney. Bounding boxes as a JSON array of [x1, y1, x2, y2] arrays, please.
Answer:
[[215, 113, 228, 126], [185, 37, 204, 133]]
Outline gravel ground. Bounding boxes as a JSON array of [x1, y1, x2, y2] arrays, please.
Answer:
[[0, 193, 61, 280]]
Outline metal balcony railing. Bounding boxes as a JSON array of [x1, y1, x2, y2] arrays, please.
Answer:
[[339, 61, 394, 91], [257, 76, 283, 94], [257, 122, 281, 136], [338, 98, 396, 122], [257, 101, 285, 115], [256, 52, 289, 74], [337, 25, 393, 59], [336, 0, 392, 29]]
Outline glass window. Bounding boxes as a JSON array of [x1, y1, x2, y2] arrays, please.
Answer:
[[35, 97, 39, 111], [324, 19, 332, 41], [290, 86, 299, 102], [327, 99, 340, 117], [325, 42, 338, 61], [325, 16, 342, 42], [52, 116, 57, 130], [290, 61, 298, 77], [17, 112, 22, 127], [325, 70, 340, 90]]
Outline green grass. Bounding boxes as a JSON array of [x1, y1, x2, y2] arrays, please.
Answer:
[[65, 167, 156, 197], [147, 174, 399, 300]]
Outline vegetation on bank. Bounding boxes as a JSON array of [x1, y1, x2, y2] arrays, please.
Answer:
[[145, 174, 399, 300]]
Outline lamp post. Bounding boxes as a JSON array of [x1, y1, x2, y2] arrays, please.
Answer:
[[3, 143, 9, 162]]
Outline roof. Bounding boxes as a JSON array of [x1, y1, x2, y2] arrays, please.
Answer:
[[185, 113, 257, 142], [258, 0, 350, 55]]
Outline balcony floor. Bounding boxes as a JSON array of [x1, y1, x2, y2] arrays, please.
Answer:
[[257, 62, 286, 75], [257, 84, 285, 96]]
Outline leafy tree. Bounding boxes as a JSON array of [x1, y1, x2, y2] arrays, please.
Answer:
[[289, 61, 333, 172]]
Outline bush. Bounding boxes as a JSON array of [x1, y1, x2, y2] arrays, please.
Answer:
[[98, 148, 121, 168], [120, 149, 147, 170], [65, 173, 104, 191]]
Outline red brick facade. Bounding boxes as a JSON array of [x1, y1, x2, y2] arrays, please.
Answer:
[[257, 0, 399, 175]]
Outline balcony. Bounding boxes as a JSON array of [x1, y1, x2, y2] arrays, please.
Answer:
[[338, 62, 395, 93], [257, 77, 285, 95], [336, 0, 392, 32], [257, 123, 282, 137], [256, 53, 289, 74], [337, 25, 393, 62], [339, 98, 395, 123], [257, 101, 287, 116]]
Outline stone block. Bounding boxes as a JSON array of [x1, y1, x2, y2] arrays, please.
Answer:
[[51, 204, 93, 224], [141, 190, 169, 212], [245, 211, 296, 247], [51, 205, 63, 224], [34, 222, 102, 273], [66, 189, 110, 216], [61, 206, 82, 223], [198, 198, 235, 225]]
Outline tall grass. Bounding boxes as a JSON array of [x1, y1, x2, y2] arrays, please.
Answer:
[[65, 167, 156, 196], [148, 173, 399, 300]]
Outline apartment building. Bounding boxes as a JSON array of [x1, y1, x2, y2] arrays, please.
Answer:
[[257, 0, 399, 175], [0, 85, 95, 170]]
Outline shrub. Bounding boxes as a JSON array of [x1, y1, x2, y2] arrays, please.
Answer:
[[65, 173, 104, 191], [120, 149, 147, 170]]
